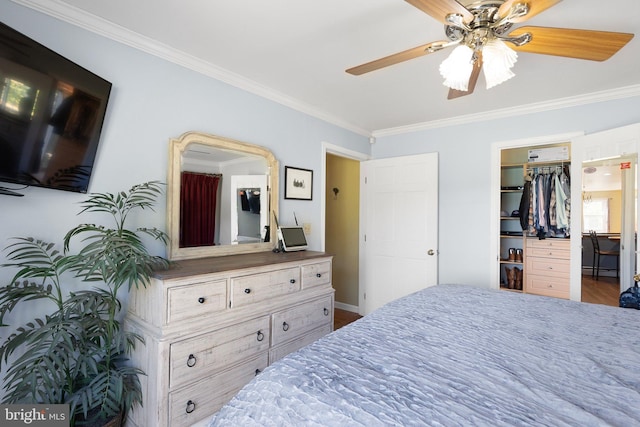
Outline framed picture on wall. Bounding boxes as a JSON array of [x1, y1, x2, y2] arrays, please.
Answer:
[[284, 166, 313, 200]]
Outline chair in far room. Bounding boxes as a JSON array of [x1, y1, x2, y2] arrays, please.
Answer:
[[589, 230, 620, 280]]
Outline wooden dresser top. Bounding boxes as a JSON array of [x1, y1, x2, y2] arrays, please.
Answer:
[[154, 251, 331, 280]]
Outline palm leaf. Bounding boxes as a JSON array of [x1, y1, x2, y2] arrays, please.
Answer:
[[0, 181, 168, 422]]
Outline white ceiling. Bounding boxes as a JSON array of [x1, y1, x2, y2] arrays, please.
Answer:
[[27, 0, 640, 135]]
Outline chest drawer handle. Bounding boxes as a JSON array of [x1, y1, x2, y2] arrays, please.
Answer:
[[197, 297, 205, 304], [282, 321, 290, 332], [256, 330, 264, 342], [185, 400, 196, 414], [244, 288, 251, 294], [186, 354, 197, 367], [316, 273, 322, 278], [323, 307, 329, 316], [289, 279, 296, 284]]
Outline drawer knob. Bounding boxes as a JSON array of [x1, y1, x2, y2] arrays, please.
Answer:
[[186, 400, 196, 414], [282, 321, 290, 332], [244, 288, 251, 294], [316, 273, 322, 278], [255, 368, 262, 376], [323, 307, 329, 316], [197, 297, 205, 304], [289, 279, 296, 284], [187, 354, 197, 367], [256, 330, 265, 342]]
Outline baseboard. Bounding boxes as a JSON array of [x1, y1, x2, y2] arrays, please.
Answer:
[[335, 301, 359, 313]]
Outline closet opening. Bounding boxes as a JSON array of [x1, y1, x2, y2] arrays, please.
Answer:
[[499, 142, 571, 299]]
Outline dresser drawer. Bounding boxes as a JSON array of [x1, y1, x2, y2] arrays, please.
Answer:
[[168, 353, 269, 427], [269, 323, 332, 363], [525, 275, 569, 299], [230, 267, 301, 308], [271, 295, 333, 346], [167, 279, 227, 324], [169, 316, 270, 389], [527, 247, 570, 260], [526, 238, 570, 250], [526, 256, 570, 278], [301, 261, 332, 289]]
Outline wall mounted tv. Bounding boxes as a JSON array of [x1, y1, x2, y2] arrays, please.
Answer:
[[0, 21, 112, 195]]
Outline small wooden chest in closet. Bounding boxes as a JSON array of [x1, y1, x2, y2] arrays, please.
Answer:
[[125, 251, 334, 427], [525, 237, 570, 299]]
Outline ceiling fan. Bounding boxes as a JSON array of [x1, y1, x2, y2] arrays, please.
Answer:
[[346, 0, 634, 100]]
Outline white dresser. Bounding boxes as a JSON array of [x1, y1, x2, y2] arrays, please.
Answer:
[[125, 251, 334, 427]]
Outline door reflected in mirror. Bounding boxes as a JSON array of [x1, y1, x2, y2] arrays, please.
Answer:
[[231, 175, 268, 245], [167, 132, 279, 260]]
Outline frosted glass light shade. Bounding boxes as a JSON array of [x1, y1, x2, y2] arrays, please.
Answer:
[[439, 45, 474, 91], [482, 39, 518, 89]]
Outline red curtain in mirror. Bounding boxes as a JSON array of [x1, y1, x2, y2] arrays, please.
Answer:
[[180, 172, 221, 247]]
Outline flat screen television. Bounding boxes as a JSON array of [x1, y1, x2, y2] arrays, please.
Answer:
[[0, 21, 112, 195]]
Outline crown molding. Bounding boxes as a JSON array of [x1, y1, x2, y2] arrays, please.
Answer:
[[11, 0, 371, 137], [11, 0, 640, 140], [373, 84, 640, 137]]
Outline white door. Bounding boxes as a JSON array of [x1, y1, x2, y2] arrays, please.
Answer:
[[360, 152, 438, 315]]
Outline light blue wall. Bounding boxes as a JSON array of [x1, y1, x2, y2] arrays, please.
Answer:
[[3, 2, 640, 313], [0, 1, 370, 273], [372, 97, 640, 288], [0, 3, 371, 364]]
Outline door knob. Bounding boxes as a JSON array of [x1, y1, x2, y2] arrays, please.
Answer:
[[427, 249, 435, 256]]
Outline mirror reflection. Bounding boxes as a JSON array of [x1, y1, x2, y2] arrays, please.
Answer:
[[231, 176, 268, 244], [167, 132, 279, 260]]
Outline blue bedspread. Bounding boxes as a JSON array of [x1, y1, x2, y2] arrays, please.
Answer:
[[208, 284, 640, 426]]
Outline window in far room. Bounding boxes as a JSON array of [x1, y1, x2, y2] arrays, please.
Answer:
[[582, 197, 610, 233]]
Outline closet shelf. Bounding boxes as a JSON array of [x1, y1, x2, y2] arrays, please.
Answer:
[[500, 260, 523, 265]]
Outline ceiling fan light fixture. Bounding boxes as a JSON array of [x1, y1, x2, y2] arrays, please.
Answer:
[[439, 44, 474, 91], [482, 38, 518, 89]]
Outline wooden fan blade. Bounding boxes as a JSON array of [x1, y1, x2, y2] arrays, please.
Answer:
[[508, 26, 634, 61], [448, 52, 482, 100], [346, 41, 450, 76], [405, 0, 474, 25], [497, 0, 562, 24]]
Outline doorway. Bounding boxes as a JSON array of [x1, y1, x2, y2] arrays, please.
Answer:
[[325, 153, 360, 313], [322, 143, 370, 315], [581, 155, 637, 306]]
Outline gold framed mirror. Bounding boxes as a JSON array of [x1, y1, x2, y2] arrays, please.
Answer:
[[167, 132, 279, 260]]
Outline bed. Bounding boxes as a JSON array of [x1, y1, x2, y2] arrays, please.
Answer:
[[208, 284, 640, 426]]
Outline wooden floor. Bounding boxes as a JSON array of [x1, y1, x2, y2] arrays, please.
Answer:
[[334, 308, 362, 330], [581, 272, 620, 307]]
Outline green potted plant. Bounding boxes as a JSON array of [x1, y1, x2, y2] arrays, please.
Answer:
[[0, 181, 170, 426]]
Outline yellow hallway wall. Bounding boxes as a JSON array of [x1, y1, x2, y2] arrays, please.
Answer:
[[326, 154, 360, 307]]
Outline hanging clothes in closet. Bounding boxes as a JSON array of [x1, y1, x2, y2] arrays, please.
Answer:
[[519, 165, 570, 238]]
